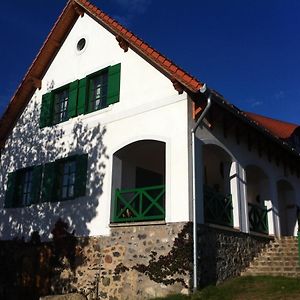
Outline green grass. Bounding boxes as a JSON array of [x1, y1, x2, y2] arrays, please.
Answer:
[[151, 276, 300, 300]]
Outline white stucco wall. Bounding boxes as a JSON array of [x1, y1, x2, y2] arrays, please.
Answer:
[[0, 14, 190, 240]]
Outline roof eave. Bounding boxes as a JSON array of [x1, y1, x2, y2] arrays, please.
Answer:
[[210, 92, 300, 158]]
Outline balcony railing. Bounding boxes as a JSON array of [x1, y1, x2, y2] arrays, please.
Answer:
[[112, 185, 165, 223], [248, 202, 268, 234], [204, 185, 233, 227]]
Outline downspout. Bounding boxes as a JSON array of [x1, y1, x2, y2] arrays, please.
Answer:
[[191, 84, 212, 292]]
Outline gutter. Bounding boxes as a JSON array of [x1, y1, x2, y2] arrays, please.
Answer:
[[191, 84, 212, 292]]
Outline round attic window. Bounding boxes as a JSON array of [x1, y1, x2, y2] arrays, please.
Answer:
[[77, 38, 86, 51]]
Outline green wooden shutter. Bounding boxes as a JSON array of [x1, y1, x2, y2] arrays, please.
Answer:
[[68, 80, 79, 118], [5, 172, 17, 208], [74, 154, 88, 197], [30, 165, 43, 204], [77, 77, 87, 115], [40, 92, 54, 128], [107, 63, 121, 105], [41, 162, 57, 202]]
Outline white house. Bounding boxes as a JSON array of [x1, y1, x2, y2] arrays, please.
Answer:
[[0, 0, 299, 299]]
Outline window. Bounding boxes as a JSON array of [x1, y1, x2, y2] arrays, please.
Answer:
[[20, 168, 33, 206], [59, 159, 76, 200], [4, 154, 88, 208], [79, 63, 121, 114], [40, 81, 78, 128], [53, 88, 69, 124], [5, 166, 43, 208], [39, 63, 121, 128], [77, 38, 86, 52], [88, 71, 108, 112], [41, 154, 88, 203]]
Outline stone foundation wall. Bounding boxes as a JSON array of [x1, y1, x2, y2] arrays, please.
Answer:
[[198, 224, 272, 286], [0, 222, 192, 300], [97, 223, 192, 299], [0, 223, 273, 300]]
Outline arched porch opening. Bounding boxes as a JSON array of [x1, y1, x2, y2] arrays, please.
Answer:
[[277, 180, 297, 236], [245, 165, 270, 234], [203, 144, 233, 227], [111, 140, 165, 223]]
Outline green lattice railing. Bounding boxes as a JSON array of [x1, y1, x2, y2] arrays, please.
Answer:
[[204, 185, 233, 227], [248, 202, 268, 234], [112, 185, 165, 223]]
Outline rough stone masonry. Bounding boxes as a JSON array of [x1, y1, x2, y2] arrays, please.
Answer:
[[0, 222, 271, 300]]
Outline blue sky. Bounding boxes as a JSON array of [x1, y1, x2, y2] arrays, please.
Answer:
[[1, 0, 300, 124]]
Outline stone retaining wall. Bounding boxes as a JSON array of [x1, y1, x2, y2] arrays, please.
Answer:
[[198, 225, 272, 286]]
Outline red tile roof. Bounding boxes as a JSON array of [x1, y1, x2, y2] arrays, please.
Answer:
[[244, 112, 298, 140]]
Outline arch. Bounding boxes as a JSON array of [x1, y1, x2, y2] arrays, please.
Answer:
[[111, 139, 166, 223], [276, 176, 296, 192], [201, 138, 238, 163], [245, 165, 270, 204], [202, 144, 234, 227], [241, 158, 273, 180], [245, 164, 270, 234], [277, 179, 297, 236], [111, 135, 168, 155], [203, 144, 232, 195]]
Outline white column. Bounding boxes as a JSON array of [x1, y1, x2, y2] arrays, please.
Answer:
[[237, 164, 249, 233], [267, 179, 280, 237], [264, 199, 275, 235], [230, 162, 249, 232], [229, 161, 241, 229]]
